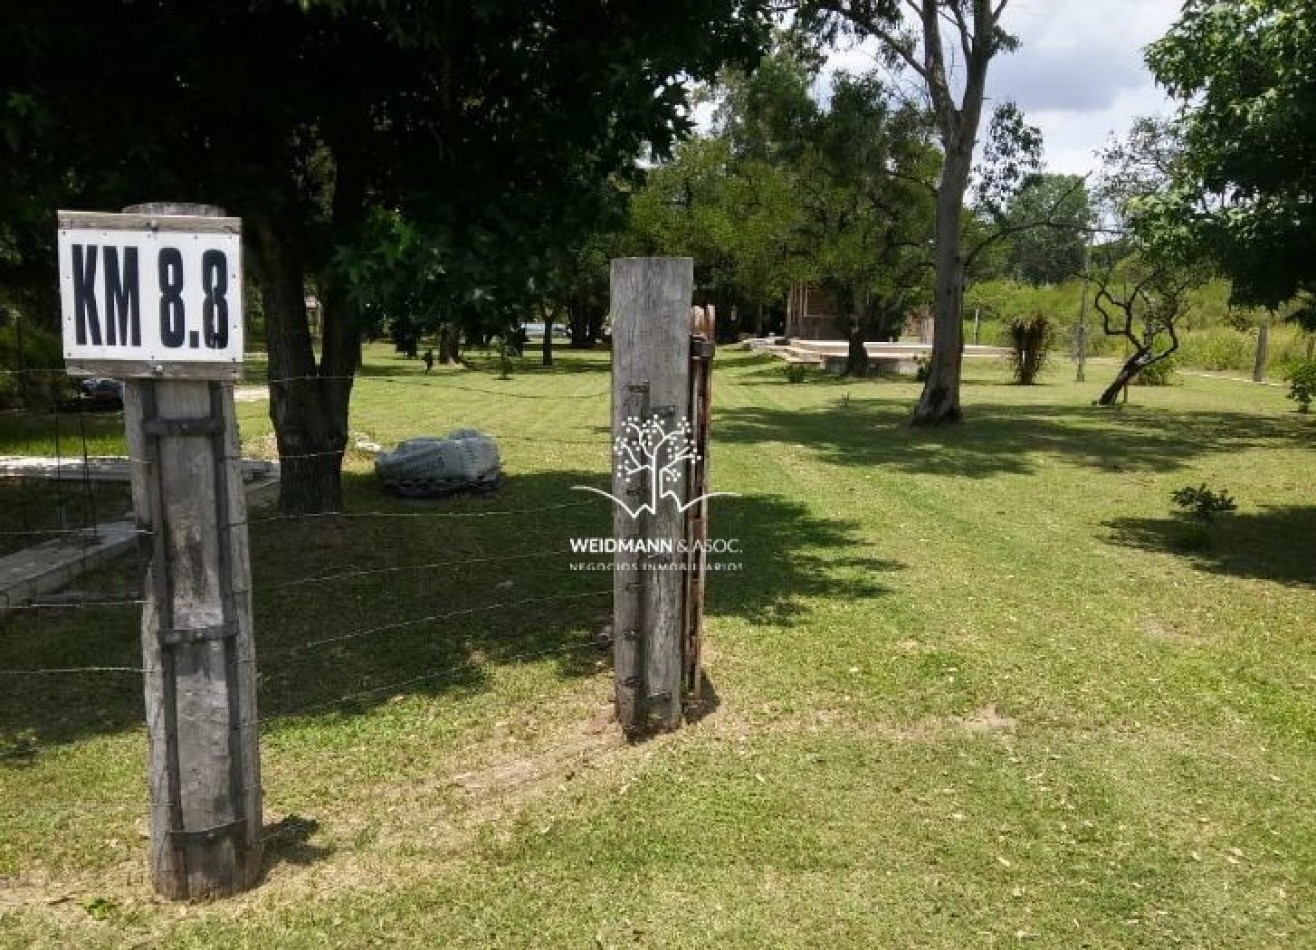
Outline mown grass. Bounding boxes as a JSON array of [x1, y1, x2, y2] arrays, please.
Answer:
[[1, 343, 1314, 947]]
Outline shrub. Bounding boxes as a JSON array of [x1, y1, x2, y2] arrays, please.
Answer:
[[1285, 360, 1316, 412], [1002, 313, 1055, 385], [1175, 326, 1253, 372], [1134, 354, 1177, 386], [784, 362, 809, 384], [1171, 483, 1238, 522]]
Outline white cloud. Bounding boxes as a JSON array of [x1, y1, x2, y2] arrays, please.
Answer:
[[817, 0, 1182, 176], [987, 0, 1182, 174]]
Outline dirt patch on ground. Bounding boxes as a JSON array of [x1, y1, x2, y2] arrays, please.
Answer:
[[1140, 616, 1204, 647], [956, 702, 1018, 735], [0, 692, 634, 922], [706, 701, 1020, 744]]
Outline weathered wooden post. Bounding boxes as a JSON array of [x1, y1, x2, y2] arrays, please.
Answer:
[[610, 258, 693, 734], [57, 203, 261, 899], [683, 307, 715, 703]]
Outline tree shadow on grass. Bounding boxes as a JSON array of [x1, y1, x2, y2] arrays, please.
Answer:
[[0, 469, 897, 752], [462, 349, 612, 376], [261, 814, 335, 875], [1102, 506, 1316, 587], [715, 397, 1309, 479]]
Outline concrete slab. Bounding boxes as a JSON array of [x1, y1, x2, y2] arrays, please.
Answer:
[[0, 459, 280, 616], [0, 519, 140, 614]]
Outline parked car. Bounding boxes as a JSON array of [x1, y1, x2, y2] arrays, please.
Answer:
[[77, 377, 124, 411]]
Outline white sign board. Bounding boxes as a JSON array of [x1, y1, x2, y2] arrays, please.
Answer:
[[57, 211, 244, 371]]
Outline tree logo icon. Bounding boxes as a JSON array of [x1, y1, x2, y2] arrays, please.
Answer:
[[573, 415, 737, 520]]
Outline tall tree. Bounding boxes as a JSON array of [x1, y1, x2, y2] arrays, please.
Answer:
[[801, 0, 1018, 423], [1145, 0, 1316, 329], [0, 0, 771, 513]]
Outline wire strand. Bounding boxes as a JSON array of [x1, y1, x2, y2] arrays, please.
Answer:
[[265, 549, 567, 591], [2, 598, 146, 612], [0, 665, 144, 675], [247, 499, 597, 525], [261, 589, 609, 659], [260, 639, 600, 723]]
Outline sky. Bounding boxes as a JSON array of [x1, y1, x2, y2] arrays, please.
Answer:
[[823, 0, 1184, 178]]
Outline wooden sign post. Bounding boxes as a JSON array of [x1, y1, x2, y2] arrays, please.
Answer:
[[58, 203, 261, 899]]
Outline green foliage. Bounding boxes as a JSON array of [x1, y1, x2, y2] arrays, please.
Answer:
[[968, 277, 1314, 375], [798, 1, 1019, 423], [1002, 313, 1055, 385], [1135, 354, 1178, 387], [1285, 360, 1316, 413], [0, 321, 72, 410], [4, 0, 775, 509], [784, 362, 809, 383], [1171, 483, 1238, 522], [996, 174, 1092, 286], [1146, 1, 1316, 328], [81, 897, 117, 922], [631, 35, 938, 337]]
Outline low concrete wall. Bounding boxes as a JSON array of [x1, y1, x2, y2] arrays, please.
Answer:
[[0, 459, 279, 615]]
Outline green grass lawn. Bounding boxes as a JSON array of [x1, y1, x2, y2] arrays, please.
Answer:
[[2, 345, 1313, 947]]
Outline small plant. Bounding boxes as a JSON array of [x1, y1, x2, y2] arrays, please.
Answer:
[[1171, 483, 1238, 522], [1003, 313, 1055, 385], [914, 357, 930, 382], [494, 335, 516, 379], [784, 362, 808, 384], [1285, 359, 1316, 412], [82, 896, 118, 921]]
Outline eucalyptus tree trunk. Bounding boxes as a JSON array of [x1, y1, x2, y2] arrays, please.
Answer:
[[913, 160, 970, 422], [910, 0, 998, 425]]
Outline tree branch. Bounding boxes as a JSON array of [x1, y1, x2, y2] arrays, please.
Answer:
[[963, 174, 1090, 269]]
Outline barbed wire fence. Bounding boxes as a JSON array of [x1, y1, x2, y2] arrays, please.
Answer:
[[0, 368, 123, 564], [1, 364, 627, 869]]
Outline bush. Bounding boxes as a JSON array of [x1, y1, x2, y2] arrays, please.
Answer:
[[1003, 314, 1055, 385], [1134, 354, 1177, 386], [1171, 483, 1238, 522], [1286, 360, 1316, 412], [1175, 326, 1253, 372], [784, 362, 809, 384]]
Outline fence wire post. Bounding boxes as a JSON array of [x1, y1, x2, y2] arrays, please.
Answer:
[[683, 308, 715, 704], [108, 202, 262, 900], [609, 258, 693, 734]]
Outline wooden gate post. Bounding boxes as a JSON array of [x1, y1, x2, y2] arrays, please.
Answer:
[[63, 202, 262, 898], [683, 308, 715, 702], [610, 258, 693, 734]]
